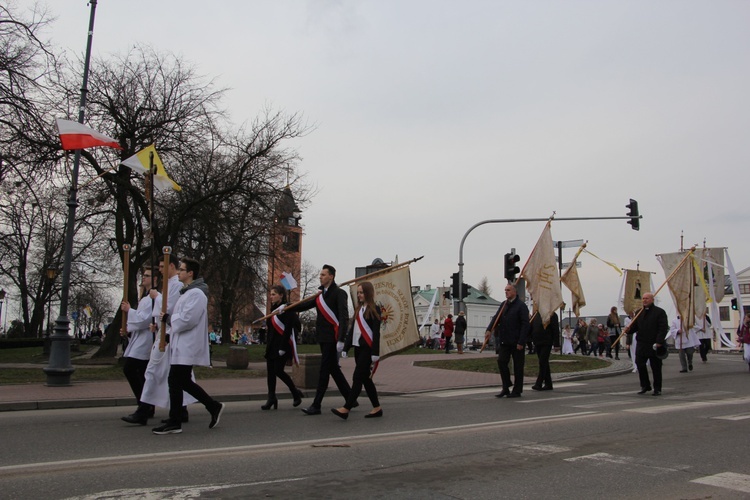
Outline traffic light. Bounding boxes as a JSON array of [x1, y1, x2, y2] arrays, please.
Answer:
[[451, 273, 459, 298], [732, 298, 738, 310], [626, 199, 640, 231], [443, 290, 451, 300], [504, 252, 521, 282], [461, 283, 470, 300]]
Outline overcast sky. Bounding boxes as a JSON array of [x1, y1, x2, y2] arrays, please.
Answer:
[[18, 0, 750, 319]]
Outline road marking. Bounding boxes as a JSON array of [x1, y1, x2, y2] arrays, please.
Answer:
[[564, 452, 690, 475], [691, 472, 750, 493], [510, 443, 572, 456], [414, 382, 587, 398], [711, 413, 750, 421], [570, 400, 638, 409], [63, 478, 308, 500], [0, 411, 600, 476], [625, 397, 750, 414]]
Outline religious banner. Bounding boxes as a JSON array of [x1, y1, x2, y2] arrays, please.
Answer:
[[701, 247, 726, 303], [349, 265, 420, 357], [561, 244, 586, 317], [657, 250, 705, 330], [520, 221, 564, 327], [622, 269, 652, 316]]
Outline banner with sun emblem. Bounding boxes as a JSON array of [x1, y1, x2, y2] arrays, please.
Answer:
[[349, 265, 420, 357]]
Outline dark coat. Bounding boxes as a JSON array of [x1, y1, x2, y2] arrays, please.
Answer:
[[265, 306, 300, 362], [454, 315, 467, 336], [343, 305, 381, 357], [531, 312, 558, 346], [297, 281, 349, 343], [626, 305, 669, 350], [487, 298, 530, 348]]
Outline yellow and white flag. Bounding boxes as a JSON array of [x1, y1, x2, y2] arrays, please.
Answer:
[[561, 244, 586, 317], [348, 265, 420, 358], [520, 221, 564, 327], [622, 269, 652, 316], [121, 144, 182, 192], [657, 250, 705, 330]]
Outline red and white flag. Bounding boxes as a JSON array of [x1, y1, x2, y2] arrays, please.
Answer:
[[55, 118, 122, 150]]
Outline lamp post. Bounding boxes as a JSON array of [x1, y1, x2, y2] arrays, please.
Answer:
[[42, 267, 58, 355], [0, 289, 5, 337]]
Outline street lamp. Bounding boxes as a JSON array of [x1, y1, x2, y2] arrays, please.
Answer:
[[0, 289, 5, 337], [45, 267, 58, 337]]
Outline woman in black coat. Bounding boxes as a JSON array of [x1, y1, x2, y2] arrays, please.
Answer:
[[263, 285, 303, 410], [332, 281, 383, 419]]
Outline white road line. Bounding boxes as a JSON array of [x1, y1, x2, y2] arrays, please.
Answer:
[[626, 396, 750, 414], [417, 382, 587, 398], [570, 400, 638, 409], [511, 443, 572, 456], [692, 472, 750, 493], [0, 411, 600, 476], [711, 413, 750, 421], [564, 452, 690, 476]]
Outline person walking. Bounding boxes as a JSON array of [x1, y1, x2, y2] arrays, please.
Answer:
[[697, 316, 713, 363], [561, 324, 575, 355], [485, 284, 530, 398], [670, 315, 701, 373], [443, 314, 454, 354], [152, 257, 224, 435], [737, 312, 750, 372], [586, 318, 599, 357], [606, 307, 622, 360], [531, 311, 558, 391], [263, 285, 304, 410], [454, 311, 467, 354], [625, 292, 669, 396], [119, 268, 156, 425], [295, 265, 352, 416], [430, 319, 441, 350], [574, 318, 588, 355], [332, 281, 383, 419]]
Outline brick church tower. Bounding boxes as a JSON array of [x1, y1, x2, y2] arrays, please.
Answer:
[[267, 186, 303, 309]]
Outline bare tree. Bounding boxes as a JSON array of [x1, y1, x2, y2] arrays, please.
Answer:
[[477, 276, 492, 297]]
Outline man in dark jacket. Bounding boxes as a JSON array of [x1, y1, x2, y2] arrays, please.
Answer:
[[625, 292, 669, 396], [485, 284, 530, 398], [531, 311, 558, 391], [296, 264, 352, 415]]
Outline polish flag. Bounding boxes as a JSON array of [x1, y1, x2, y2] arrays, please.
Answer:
[[55, 118, 122, 150]]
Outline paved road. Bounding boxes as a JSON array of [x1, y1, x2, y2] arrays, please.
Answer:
[[1, 353, 749, 499]]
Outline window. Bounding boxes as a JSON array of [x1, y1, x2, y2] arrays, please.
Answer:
[[719, 306, 729, 322], [282, 232, 299, 252], [740, 284, 750, 294]]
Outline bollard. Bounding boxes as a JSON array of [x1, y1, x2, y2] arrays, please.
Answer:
[[226, 346, 249, 369], [292, 353, 322, 389]]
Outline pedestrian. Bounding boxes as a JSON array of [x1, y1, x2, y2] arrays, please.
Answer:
[[586, 318, 599, 357], [531, 311, 558, 391], [697, 316, 712, 363], [597, 324, 608, 357], [119, 267, 156, 425], [152, 257, 224, 435], [670, 315, 700, 373], [606, 306, 622, 360], [263, 285, 304, 410], [454, 311, 467, 354], [574, 318, 587, 354], [485, 284, 530, 398], [562, 324, 574, 355], [625, 292, 669, 396], [444, 314, 454, 354], [332, 281, 383, 419], [737, 312, 750, 372], [430, 319, 441, 350], [295, 264, 352, 416]]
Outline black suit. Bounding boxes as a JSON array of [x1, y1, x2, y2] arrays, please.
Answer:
[[531, 312, 558, 389], [265, 305, 301, 399], [627, 305, 669, 391], [297, 282, 351, 408], [342, 306, 381, 410], [487, 298, 530, 395]]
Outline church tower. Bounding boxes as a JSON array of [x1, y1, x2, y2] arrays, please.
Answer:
[[267, 186, 303, 308]]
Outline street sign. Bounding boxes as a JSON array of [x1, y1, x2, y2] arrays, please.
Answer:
[[561, 262, 582, 269], [553, 239, 584, 248]]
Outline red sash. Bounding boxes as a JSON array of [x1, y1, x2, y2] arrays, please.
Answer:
[[316, 293, 339, 340], [355, 307, 374, 348]]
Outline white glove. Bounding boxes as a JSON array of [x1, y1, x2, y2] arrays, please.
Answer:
[[278, 350, 285, 356], [371, 355, 380, 363], [336, 342, 345, 352], [277, 304, 286, 313]]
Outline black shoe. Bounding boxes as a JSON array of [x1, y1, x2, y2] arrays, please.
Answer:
[[209, 402, 225, 429], [638, 388, 652, 395], [688, 363, 693, 371], [301, 406, 321, 415], [679, 369, 688, 373], [507, 393, 522, 398], [152, 422, 182, 435], [261, 399, 278, 410], [653, 390, 661, 396], [121, 413, 148, 425], [365, 409, 383, 418], [540, 386, 553, 391], [531, 385, 543, 391], [495, 390, 510, 398], [331, 408, 349, 420], [293, 390, 303, 407], [615, 356, 620, 360]]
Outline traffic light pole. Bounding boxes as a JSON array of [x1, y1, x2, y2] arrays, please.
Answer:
[[457, 214, 643, 313]]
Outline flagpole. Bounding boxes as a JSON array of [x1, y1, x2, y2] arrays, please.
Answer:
[[45, 0, 100, 386], [612, 247, 696, 348], [253, 256, 424, 324]]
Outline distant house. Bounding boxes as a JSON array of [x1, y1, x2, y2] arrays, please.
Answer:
[[412, 284, 501, 344]]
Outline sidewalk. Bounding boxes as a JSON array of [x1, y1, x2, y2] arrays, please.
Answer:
[[0, 351, 634, 412]]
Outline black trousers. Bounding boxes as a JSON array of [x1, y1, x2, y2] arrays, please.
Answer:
[[535, 343, 553, 388], [699, 339, 712, 361], [123, 357, 153, 414], [497, 344, 525, 394], [345, 346, 380, 410], [266, 357, 297, 398], [312, 341, 351, 408], [168, 364, 219, 423], [635, 347, 663, 391]]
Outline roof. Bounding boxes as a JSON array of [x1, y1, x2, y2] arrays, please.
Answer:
[[413, 285, 501, 306]]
